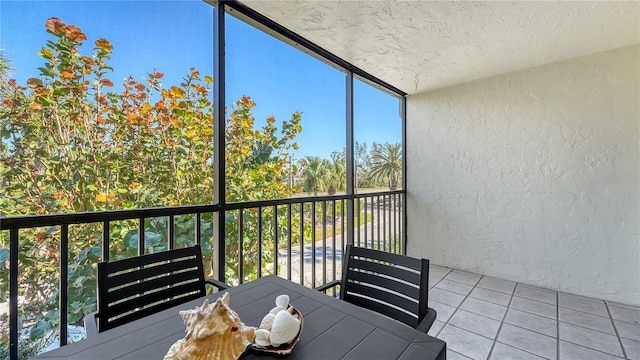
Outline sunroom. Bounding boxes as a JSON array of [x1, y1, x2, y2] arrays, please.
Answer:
[[1, 1, 638, 359]]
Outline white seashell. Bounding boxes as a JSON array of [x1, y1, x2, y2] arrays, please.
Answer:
[[269, 309, 300, 347], [164, 293, 255, 360], [259, 313, 275, 330], [254, 329, 271, 347], [275, 294, 289, 308], [269, 306, 286, 315]]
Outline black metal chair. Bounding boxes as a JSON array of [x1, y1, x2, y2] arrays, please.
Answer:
[[84, 244, 227, 335], [315, 244, 437, 332]]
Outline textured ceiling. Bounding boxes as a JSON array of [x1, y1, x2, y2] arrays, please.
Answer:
[[237, 1, 640, 95]]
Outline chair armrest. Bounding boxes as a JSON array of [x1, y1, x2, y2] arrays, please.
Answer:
[[84, 311, 99, 337], [205, 278, 230, 290], [416, 307, 437, 333], [314, 280, 340, 293]]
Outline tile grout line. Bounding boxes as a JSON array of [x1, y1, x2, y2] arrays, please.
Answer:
[[430, 268, 452, 338], [557, 339, 629, 359], [508, 294, 633, 358], [510, 295, 556, 314], [486, 278, 516, 360], [605, 300, 629, 360], [509, 296, 624, 339], [557, 302, 613, 318], [558, 316, 626, 337], [491, 283, 561, 360], [556, 291, 560, 360], [434, 270, 523, 358], [433, 268, 488, 359], [443, 272, 484, 359]]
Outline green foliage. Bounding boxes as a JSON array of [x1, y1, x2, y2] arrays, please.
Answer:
[[0, 339, 44, 360], [300, 156, 328, 196], [0, 17, 301, 352], [325, 151, 346, 194], [299, 141, 403, 193], [225, 97, 301, 202], [355, 141, 375, 188], [369, 142, 402, 189]]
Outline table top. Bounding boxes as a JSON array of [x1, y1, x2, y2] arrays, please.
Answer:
[[33, 275, 446, 360]]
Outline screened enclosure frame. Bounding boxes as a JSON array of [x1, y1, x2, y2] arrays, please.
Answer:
[[211, 0, 409, 278]]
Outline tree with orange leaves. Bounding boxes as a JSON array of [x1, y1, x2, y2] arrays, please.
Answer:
[[0, 17, 302, 355]]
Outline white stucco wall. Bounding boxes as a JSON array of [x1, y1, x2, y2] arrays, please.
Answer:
[[406, 44, 640, 305]]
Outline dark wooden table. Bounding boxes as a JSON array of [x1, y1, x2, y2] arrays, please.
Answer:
[[33, 275, 446, 360]]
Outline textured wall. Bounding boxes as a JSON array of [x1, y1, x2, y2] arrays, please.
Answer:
[[406, 45, 640, 305]]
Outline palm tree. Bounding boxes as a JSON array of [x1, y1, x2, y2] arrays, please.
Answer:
[[326, 151, 346, 194], [369, 142, 402, 190], [301, 156, 328, 196]]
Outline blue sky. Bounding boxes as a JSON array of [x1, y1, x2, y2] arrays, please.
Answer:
[[0, 0, 401, 160]]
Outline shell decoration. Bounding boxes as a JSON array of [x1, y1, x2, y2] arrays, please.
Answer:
[[164, 293, 255, 360], [269, 306, 286, 315], [269, 309, 300, 347], [254, 329, 271, 347], [252, 293, 302, 352], [259, 313, 275, 330], [275, 294, 289, 308]]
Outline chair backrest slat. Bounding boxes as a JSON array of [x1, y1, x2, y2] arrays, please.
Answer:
[[96, 244, 207, 332], [346, 258, 421, 288], [345, 281, 419, 316], [347, 294, 419, 327], [106, 256, 201, 288], [104, 246, 198, 273], [108, 269, 202, 303], [340, 245, 430, 329], [345, 268, 420, 301], [106, 281, 203, 318]]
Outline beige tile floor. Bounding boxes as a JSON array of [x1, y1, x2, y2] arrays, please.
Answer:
[[427, 265, 640, 360]]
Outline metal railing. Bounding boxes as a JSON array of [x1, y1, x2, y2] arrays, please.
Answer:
[[0, 190, 404, 359]]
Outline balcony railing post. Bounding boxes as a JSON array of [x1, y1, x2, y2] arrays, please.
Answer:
[[364, 197, 368, 247], [59, 225, 68, 346], [102, 221, 110, 262], [322, 200, 327, 285], [332, 200, 336, 284], [341, 199, 345, 250], [377, 195, 381, 250], [9, 228, 18, 360], [393, 194, 397, 253], [287, 204, 292, 281], [168, 215, 175, 250], [311, 202, 316, 286], [138, 217, 145, 256], [238, 209, 244, 283], [299, 203, 304, 285], [257, 207, 263, 278], [212, 212, 223, 283], [196, 213, 202, 245], [383, 194, 387, 251]]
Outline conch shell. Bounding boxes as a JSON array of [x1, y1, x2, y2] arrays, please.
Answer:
[[164, 293, 255, 360]]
